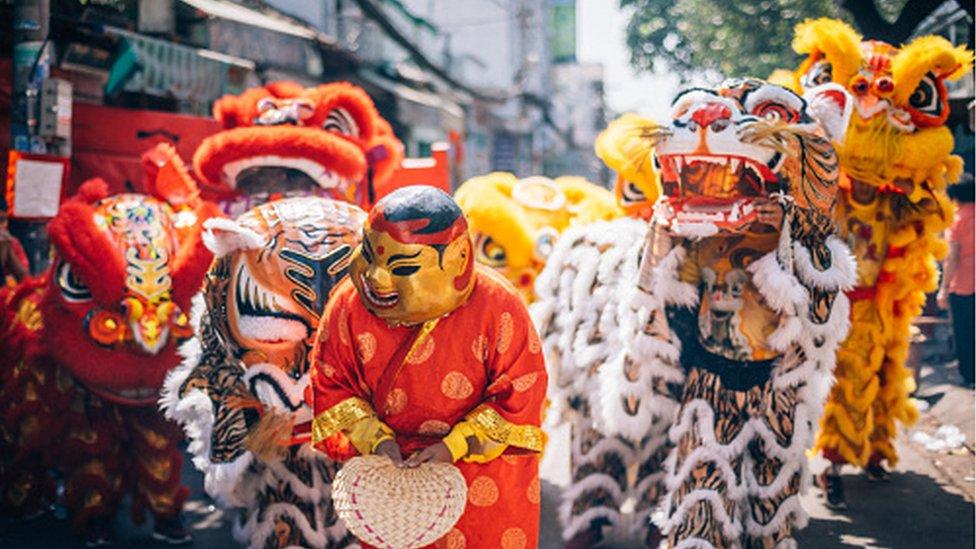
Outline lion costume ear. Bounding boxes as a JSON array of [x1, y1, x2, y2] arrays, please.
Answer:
[[202, 217, 267, 257], [803, 83, 853, 145], [141, 143, 201, 208], [891, 36, 974, 106], [792, 18, 863, 91], [48, 179, 126, 305]]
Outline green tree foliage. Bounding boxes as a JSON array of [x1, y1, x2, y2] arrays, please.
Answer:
[[621, 0, 848, 80]]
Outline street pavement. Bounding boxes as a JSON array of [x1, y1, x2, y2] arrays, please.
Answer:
[[1, 358, 972, 548]]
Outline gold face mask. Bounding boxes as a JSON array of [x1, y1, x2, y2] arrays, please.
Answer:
[[350, 186, 475, 326]]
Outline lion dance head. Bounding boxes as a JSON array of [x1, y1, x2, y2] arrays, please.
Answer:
[[455, 173, 620, 301], [192, 197, 365, 429], [40, 147, 219, 406], [792, 18, 973, 194], [195, 81, 404, 213], [652, 78, 850, 242], [594, 112, 663, 219]]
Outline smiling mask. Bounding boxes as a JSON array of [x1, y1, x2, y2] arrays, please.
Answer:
[[350, 186, 475, 326]]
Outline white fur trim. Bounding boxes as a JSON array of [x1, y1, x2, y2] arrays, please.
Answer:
[[748, 252, 809, 313], [792, 236, 857, 292]]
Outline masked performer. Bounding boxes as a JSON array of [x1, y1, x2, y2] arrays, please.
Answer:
[[161, 197, 366, 548], [0, 146, 219, 546], [194, 81, 404, 216], [534, 79, 857, 547], [455, 173, 620, 302], [309, 186, 547, 549], [789, 19, 974, 505]]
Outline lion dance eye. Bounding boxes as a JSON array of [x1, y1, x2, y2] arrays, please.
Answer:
[[323, 107, 360, 138], [533, 228, 559, 262], [475, 234, 507, 268], [850, 75, 870, 96], [909, 74, 940, 114], [56, 261, 92, 302], [753, 102, 797, 123], [802, 59, 833, 89]]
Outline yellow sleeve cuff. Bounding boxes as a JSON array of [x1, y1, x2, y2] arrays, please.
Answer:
[[443, 420, 509, 463], [312, 397, 394, 455], [347, 416, 396, 456], [442, 422, 472, 462]]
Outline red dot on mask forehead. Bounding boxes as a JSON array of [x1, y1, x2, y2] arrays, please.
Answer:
[[377, 245, 385, 256]]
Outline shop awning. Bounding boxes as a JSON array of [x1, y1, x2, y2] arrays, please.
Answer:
[[179, 0, 333, 43], [105, 27, 257, 106], [359, 70, 465, 133]]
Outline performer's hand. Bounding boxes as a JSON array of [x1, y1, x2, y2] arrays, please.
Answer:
[[403, 442, 453, 468], [374, 438, 404, 467]]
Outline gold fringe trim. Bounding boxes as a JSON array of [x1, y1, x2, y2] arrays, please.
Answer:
[[311, 397, 374, 444], [465, 404, 544, 452]]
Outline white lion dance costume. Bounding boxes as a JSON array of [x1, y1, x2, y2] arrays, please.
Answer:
[[162, 197, 366, 548], [533, 78, 857, 547]]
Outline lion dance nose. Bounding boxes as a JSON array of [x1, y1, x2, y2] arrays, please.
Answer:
[[123, 297, 173, 354], [690, 103, 733, 130]]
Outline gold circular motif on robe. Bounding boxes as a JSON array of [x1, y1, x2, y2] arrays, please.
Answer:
[[319, 362, 336, 378], [526, 476, 541, 504], [356, 332, 377, 363], [418, 419, 451, 436], [496, 312, 514, 354], [501, 527, 527, 549], [471, 335, 488, 362], [405, 334, 436, 365], [435, 528, 466, 549], [386, 388, 407, 416], [338, 308, 351, 346], [501, 455, 518, 465], [441, 371, 474, 400], [467, 476, 499, 507], [527, 328, 541, 355], [511, 372, 539, 393]]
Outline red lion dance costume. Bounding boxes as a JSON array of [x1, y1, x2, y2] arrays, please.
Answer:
[[161, 82, 403, 548], [193, 81, 403, 215], [0, 147, 219, 545]]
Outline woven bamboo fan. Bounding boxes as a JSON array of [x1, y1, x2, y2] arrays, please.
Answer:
[[333, 455, 468, 549]]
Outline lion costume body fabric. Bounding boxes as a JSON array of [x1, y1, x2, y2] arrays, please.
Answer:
[[454, 173, 621, 302], [194, 81, 403, 216], [533, 79, 857, 547], [0, 149, 218, 541], [163, 197, 365, 548], [791, 18, 974, 469]]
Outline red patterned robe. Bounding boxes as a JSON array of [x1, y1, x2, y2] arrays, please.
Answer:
[[310, 267, 546, 549]]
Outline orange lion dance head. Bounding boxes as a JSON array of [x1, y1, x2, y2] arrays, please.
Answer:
[[194, 81, 404, 211]]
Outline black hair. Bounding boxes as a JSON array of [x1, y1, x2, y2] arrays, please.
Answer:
[[378, 186, 463, 235]]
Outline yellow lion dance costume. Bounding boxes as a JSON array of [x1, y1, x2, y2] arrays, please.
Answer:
[[454, 173, 620, 302], [789, 19, 973, 493]]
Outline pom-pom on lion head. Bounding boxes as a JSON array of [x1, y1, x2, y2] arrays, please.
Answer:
[[40, 145, 221, 406], [792, 18, 973, 193], [454, 173, 621, 302], [194, 81, 404, 210]]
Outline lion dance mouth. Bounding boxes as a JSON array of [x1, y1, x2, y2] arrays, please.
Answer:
[[193, 81, 403, 211]]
